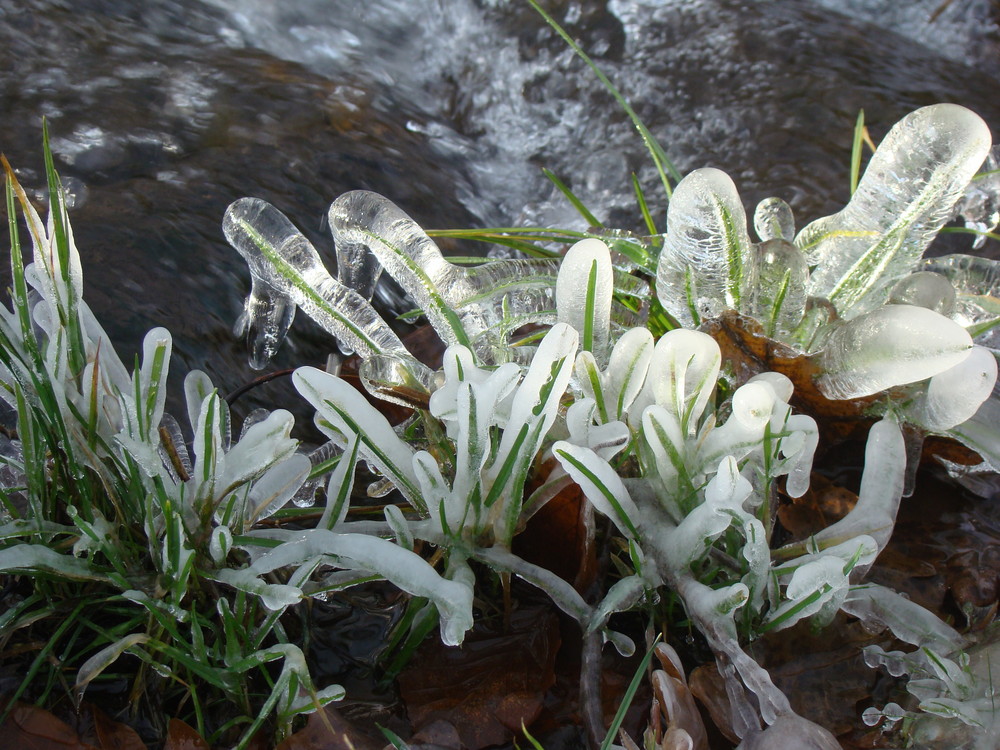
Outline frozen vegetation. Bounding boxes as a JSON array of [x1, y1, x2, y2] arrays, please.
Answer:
[[2, 100, 1000, 747]]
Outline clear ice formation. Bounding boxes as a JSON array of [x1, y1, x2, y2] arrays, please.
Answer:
[[921, 253, 1000, 347], [753, 197, 795, 242], [656, 168, 754, 327], [813, 304, 974, 400], [887, 271, 957, 316], [745, 239, 809, 338], [223, 197, 416, 368], [327, 190, 560, 358], [798, 104, 992, 317], [953, 145, 1000, 250]]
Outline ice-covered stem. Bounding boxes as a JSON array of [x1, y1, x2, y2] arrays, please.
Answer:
[[328, 190, 560, 356], [223, 197, 429, 381], [799, 104, 992, 317]]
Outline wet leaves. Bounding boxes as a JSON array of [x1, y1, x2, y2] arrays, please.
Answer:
[[162, 719, 211, 750], [396, 604, 560, 749], [0, 700, 144, 750]]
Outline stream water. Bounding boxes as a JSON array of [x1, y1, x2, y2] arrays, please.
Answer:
[[2, 0, 1000, 419]]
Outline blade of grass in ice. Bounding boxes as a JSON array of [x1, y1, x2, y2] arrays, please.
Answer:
[[850, 109, 865, 195]]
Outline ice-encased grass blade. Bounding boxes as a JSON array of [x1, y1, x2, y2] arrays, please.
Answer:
[[813, 304, 974, 400], [484, 323, 577, 546], [655, 168, 753, 327], [328, 191, 559, 357], [800, 104, 992, 316], [574, 326, 654, 424], [631, 329, 721, 436], [553, 441, 640, 538], [778, 415, 905, 559], [224, 197, 415, 367], [292, 366, 423, 512], [0, 543, 109, 580], [556, 239, 613, 361], [73, 633, 150, 707], [236, 529, 474, 646], [745, 239, 809, 339]]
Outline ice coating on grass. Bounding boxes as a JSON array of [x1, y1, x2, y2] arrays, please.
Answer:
[[953, 146, 1000, 249], [921, 253, 1000, 346], [656, 168, 754, 327], [908, 346, 998, 431], [814, 304, 973, 400], [556, 238, 613, 360], [223, 197, 413, 366], [753, 197, 795, 241], [799, 104, 992, 316], [327, 190, 558, 354], [745, 239, 809, 338], [888, 271, 957, 316]]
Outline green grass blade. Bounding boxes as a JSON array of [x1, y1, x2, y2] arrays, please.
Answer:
[[850, 109, 865, 195], [598, 634, 661, 750], [542, 167, 603, 227], [527, 0, 681, 197]]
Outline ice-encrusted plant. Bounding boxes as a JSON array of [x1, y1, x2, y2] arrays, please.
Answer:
[[0, 147, 472, 748], [220, 100, 1000, 747]]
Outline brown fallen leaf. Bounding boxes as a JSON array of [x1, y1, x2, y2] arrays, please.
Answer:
[[397, 603, 560, 749], [163, 718, 211, 750], [277, 705, 383, 750], [0, 698, 92, 750], [88, 704, 145, 750]]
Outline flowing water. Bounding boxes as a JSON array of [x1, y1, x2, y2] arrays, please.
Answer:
[[1, 0, 999, 413]]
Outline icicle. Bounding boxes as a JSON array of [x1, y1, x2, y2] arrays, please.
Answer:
[[223, 197, 417, 368]]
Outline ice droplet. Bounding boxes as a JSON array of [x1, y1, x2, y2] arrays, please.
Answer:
[[656, 168, 754, 327], [744, 239, 809, 338], [888, 271, 956, 316], [813, 304, 973, 400], [799, 104, 992, 316], [753, 197, 795, 241]]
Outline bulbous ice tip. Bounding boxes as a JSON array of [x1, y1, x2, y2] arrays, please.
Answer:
[[754, 197, 795, 241], [888, 271, 957, 316]]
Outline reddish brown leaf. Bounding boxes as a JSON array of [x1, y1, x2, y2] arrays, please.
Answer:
[[777, 473, 858, 541], [397, 604, 560, 749], [515, 468, 595, 591], [163, 719, 211, 750], [0, 699, 92, 749], [88, 705, 145, 750], [277, 706, 383, 750]]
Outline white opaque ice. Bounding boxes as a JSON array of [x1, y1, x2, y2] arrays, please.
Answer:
[[909, 346, 998, 431], [556, 238, 614, 359], [814, 304, 973, 400]]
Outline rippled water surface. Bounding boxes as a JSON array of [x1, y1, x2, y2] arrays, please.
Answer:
[[2, 0, 999, 415]]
